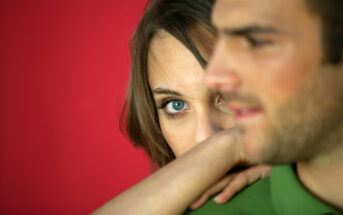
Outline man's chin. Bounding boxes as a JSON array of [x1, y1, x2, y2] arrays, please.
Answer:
[[241, 136, 271, 164], [235, 113, 270, 163]]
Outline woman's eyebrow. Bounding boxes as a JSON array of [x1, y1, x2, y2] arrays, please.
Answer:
[[152, 88, 181, 96]]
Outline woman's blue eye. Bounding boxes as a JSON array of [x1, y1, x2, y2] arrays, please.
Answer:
[[165, 100, 186, 113]]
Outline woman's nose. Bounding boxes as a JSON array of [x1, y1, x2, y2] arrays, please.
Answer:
[[194, 114, 221, 144]]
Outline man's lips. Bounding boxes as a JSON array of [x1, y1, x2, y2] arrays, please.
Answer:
[[228, 105, 262, 120]]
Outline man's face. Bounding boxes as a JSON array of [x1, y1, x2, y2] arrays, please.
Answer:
[[206, 0, 343, 164]]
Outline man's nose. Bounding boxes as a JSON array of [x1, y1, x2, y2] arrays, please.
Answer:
[[204, 39, 242, 93]]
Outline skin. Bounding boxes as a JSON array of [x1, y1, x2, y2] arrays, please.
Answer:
[[207, 0, 343, 209], [95, 15, 289, 214], [148, 30, 270, 208], [93, 129, 248, 215], [148, 30, 234, 155], [92, 29, 271, 214]]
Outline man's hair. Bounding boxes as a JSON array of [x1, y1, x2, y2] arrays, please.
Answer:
[[306, 0, 343, 64], [120, 0, 215, 166]]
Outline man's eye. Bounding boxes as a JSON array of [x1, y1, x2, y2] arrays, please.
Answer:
[[165, 100, 187, 114], [245, 35, 271, 48]]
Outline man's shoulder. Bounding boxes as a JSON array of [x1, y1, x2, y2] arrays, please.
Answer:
[[184, 177, 275, 215]]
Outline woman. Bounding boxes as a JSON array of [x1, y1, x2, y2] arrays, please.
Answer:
[[93, 0, 270, 214]]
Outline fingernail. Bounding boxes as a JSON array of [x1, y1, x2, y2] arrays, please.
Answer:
[[214, 195, 222, 203]]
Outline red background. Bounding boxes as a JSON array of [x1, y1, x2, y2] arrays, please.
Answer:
[[0, 0, 151, 214]]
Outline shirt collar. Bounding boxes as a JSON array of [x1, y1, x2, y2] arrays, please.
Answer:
[[270, 165, 341, 215]]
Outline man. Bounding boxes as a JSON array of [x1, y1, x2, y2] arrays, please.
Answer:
[[186, 0, 343, 214]]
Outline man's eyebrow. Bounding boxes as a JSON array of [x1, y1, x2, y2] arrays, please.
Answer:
[[223, 25, 279, 36], [152, 88, 181, 96]]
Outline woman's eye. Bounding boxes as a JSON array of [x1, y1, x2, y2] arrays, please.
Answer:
[[215, 94, 233, 114], [216, 95, 223, 104], [165, 100, 187, 114], [214, 94, 225, 107]]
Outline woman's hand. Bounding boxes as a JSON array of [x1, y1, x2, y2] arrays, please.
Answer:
[[93, 129, 250, 215], [189, 165, 271, 209]]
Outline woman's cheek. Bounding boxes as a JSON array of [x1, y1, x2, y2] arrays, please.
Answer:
[[160, 121, 195, 157]]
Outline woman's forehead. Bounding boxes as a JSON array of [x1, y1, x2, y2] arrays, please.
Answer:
[[148, 30, 210, 99], [148, 31, 204, 84]]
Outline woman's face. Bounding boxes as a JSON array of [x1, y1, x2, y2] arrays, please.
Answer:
[[148, 30, 234, 157]]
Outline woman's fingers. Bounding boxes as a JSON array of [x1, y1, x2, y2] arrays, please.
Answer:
[[189, 165, 271, 209], [189, 174, 236, 209], [214, 165, 271, 204]]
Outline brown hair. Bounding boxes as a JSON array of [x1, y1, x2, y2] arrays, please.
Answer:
[[121, 0, 215, 166], [305, 0, 343, 64]]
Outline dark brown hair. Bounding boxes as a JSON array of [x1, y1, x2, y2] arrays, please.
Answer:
[[121, 0, 343, 167], [121, 0, 215, 166], [305, 0, 343, 64]]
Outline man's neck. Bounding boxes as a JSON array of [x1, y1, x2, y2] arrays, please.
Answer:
[[297, 147, 343, 211]]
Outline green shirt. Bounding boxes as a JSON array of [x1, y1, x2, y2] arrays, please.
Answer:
[[184, 165, 341, 215]]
